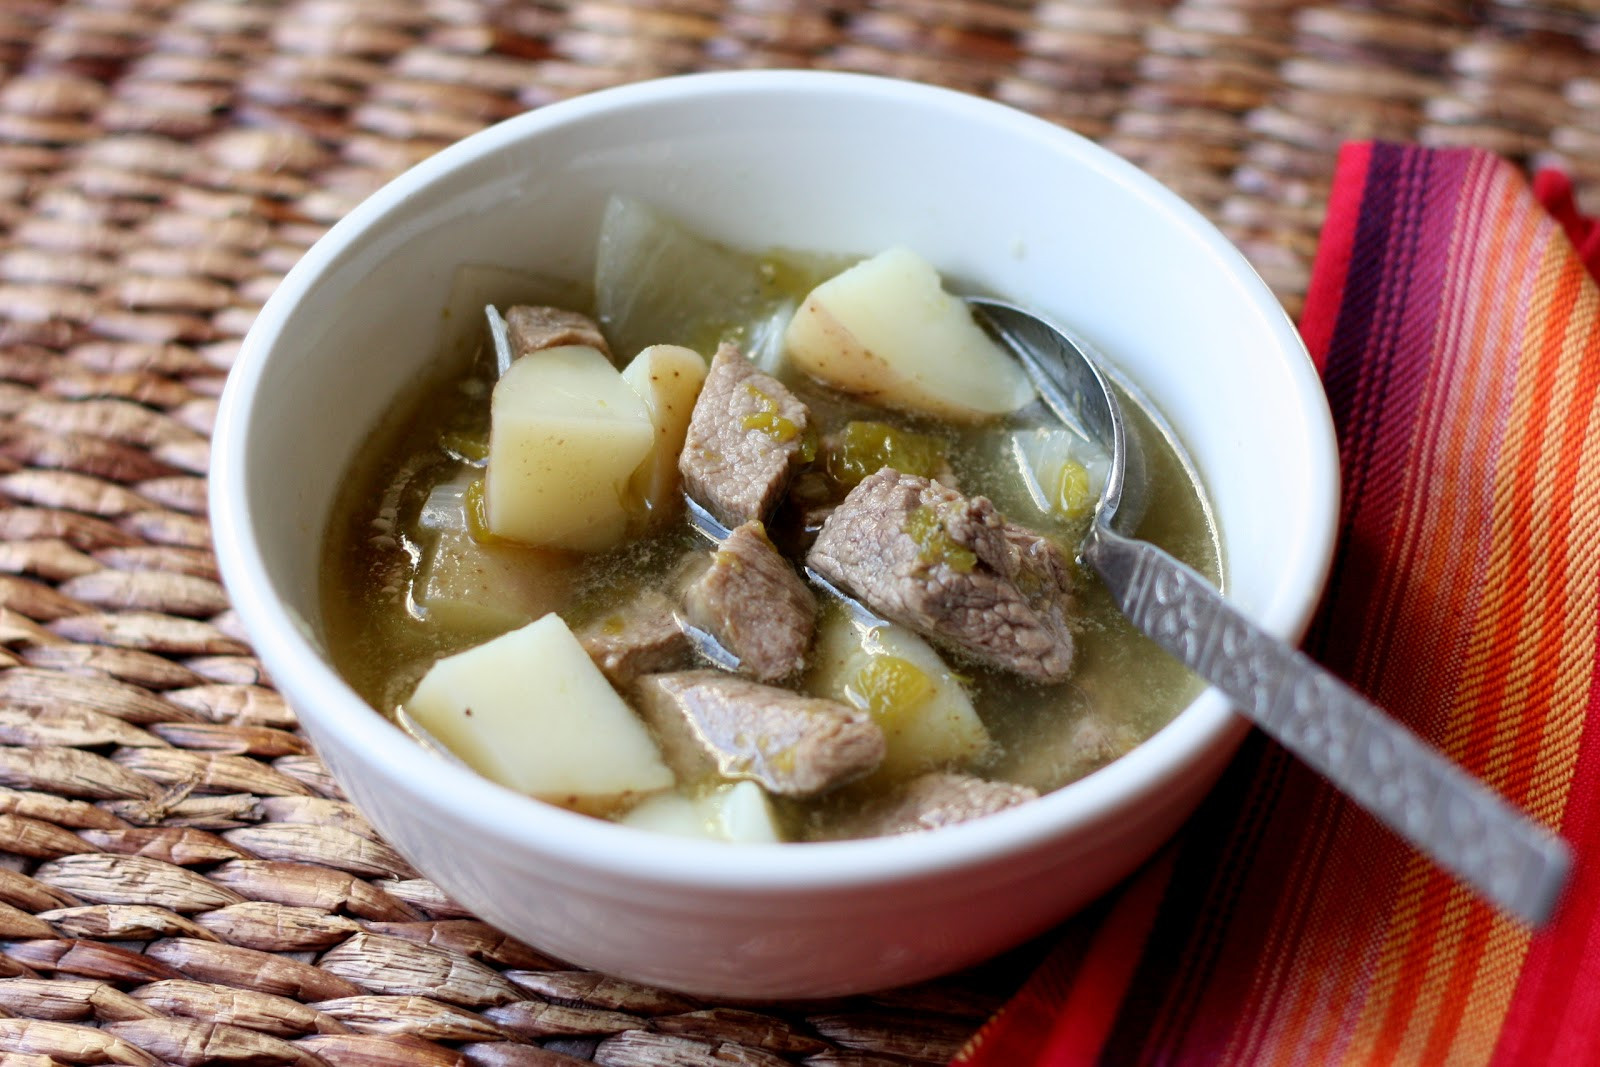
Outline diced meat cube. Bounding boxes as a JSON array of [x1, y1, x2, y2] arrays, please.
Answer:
[[633, 671, 884, 797], [828, 772, 1037, 838], [1061, 714, 1140, 783], [807, 468, 1076, 683], [679, 344, 811, 528], [576, 589, 692, 686], [505, 305, 612, 359], [683, 521, 817, 682]]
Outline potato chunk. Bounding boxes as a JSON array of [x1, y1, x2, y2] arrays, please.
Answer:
[[784, 247, 1035, 422], [619, 781, 782, 843], [621, 343, 708, 518], [484, 344, 654, 552], [415, 530, 572, 633], [807, 607, 990, 781], [403, 613, 674, 813]]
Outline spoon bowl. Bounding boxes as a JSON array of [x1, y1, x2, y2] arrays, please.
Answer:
[[970, 297, 1137, 534], [971, 297, 1573, 928]]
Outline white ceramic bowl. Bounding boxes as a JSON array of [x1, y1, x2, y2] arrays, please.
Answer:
[[211, 71, 1338, 998]]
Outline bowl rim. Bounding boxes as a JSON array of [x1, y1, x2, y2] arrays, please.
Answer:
[[210, 68, 1339, 894]]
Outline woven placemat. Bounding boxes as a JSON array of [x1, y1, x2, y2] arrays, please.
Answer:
[[0, 2, 1595, 1064]]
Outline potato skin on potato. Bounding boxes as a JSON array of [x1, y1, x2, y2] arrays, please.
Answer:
[[621, 343, 708, 520], [784, 247, 1035, 422]]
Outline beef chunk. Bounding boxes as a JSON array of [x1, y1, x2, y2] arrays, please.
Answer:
[[807, 468, 1076, 683], [633, 671, 884, 797], [679, 344, 811, 528], [505, 305, 611, 359], [576, 589, 691, 686], [829, 772, 1037, 838], [1061, 714, 1140, 783], [682, 521, 817, 682]]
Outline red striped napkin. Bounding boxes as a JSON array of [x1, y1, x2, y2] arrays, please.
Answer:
[[954, 143, 1600, 1066]]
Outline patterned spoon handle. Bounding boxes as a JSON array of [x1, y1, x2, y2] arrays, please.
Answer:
[[1085, 523, 1572, 927]]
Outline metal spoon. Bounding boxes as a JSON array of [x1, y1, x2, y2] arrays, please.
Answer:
[[970, 296, 1572, 928]]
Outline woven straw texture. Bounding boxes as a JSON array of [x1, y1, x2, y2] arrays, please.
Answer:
[[0, 2, 1596, 1064]]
